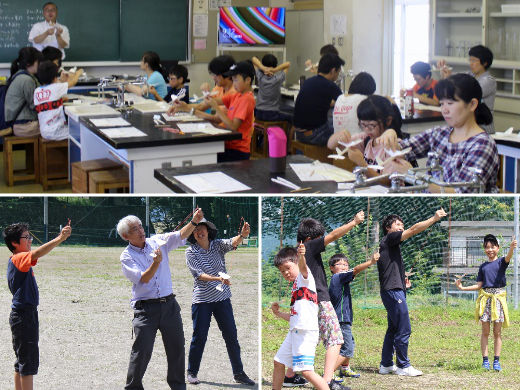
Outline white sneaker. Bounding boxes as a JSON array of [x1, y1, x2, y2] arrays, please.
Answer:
[[187, 372, 200, 384], [395, 366, 423, 376], [378, 364, 397, 374]]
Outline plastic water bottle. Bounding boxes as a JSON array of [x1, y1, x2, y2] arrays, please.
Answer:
[[404, 89, 414, 119]]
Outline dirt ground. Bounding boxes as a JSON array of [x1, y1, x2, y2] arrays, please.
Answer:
[[0, 245, 259, 390]]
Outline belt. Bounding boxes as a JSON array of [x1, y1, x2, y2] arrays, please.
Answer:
[[136, 293, 175, 306]]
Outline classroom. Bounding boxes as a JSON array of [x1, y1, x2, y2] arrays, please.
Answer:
[[1, 0, 520, 194]]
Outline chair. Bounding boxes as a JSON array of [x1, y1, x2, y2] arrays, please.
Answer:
[[2, 128, 40, 186], [288, 126, 333, 164], [251, 120, 290, 158], [88, 168, 129, 193], [39, 137, 69, 190]]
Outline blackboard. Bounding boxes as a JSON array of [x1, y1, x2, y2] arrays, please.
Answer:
[[0, 0, 188, 63], [120, 0, 188, 62]]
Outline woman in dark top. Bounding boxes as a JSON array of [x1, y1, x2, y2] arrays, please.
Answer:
[[5, 47, 42, 137]]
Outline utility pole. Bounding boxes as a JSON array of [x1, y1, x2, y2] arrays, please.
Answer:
[[514, 196, 519, 309], [43, 197, 48, 242], [145, 197, 150, 237]]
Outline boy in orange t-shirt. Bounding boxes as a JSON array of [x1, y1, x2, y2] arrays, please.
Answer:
[[206, 60, 256, 162]]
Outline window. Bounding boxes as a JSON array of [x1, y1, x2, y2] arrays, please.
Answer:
[[393, 0, 430, 97]]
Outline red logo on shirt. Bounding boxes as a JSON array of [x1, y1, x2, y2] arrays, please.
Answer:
[[36, 89, 52, 102], [290, 286, 318, 306]]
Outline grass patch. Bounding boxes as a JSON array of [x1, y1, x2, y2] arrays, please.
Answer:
[[262, 297, 520, 390]]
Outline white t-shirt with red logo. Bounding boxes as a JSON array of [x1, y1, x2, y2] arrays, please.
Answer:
[[33, 82, 68, 140], [333, 93, 366, 136], [289, 266, 319, 331]]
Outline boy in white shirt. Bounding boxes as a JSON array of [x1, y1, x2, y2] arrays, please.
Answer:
[[34, 61, 82, 140], [271, 244, 336, 390]]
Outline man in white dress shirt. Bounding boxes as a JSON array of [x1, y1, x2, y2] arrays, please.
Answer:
[[28, 2, 70, 59]]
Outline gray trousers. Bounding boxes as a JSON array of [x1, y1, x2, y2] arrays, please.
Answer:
[[125, 297, 186, 390]]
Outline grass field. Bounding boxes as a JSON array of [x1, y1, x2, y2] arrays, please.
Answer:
[[0, 245, 259, 389], [262, 296, 520, 390]]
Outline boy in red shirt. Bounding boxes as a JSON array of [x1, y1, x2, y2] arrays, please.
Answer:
[[206, 60, 256, 162]]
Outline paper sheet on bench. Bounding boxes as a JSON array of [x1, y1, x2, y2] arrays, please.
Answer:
[[173, 172, 251, 193], [290, 163, 356, 182], [177, 122, 230, 135], [493, 132, 520, 144], [337, 184, 388, 194], [162, 112, 204, 122], [100, 127, 147, 138], [90, 117, 131, 127]]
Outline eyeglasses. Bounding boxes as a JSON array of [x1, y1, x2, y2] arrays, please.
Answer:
[[21, 235, 33, 241], [358, 121, 380, 131]]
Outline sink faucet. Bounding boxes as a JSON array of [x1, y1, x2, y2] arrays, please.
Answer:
[[351, 166, 391, 192]]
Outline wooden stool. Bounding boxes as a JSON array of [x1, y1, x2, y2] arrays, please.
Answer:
[[71, 158, 123, 193], [251, 120, 290, 158], [288, 126, 332, 164], [39, 137, 69, 190], [89, 168, 129, 193], [3, 131, 40, 186]]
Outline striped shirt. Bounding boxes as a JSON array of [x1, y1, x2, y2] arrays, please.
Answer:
[[185, 238, 234, 304], [399, 126, 499, 193]]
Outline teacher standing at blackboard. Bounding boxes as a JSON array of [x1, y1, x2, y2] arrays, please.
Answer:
[[28, 2, 69, 59]]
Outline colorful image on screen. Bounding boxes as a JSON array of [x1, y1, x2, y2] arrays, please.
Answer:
[[219, 7, 286, 45]]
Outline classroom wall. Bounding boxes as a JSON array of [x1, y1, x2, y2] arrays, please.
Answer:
[[350, 0, 386, 94]]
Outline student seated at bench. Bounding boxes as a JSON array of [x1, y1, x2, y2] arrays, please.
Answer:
[[199, 61, 256, 162], [400, 61, 439, 106], [293, 53, 344, 146], [328, 71, 376, 149], [125, 51, 168, 101], [305, 44, 346, 91], [42, 46, 69, 83], [251, 54, 292, 123], [34, 60, 83, 140], [4, 47, 42, 137], [167, 55, 236, 123], [150, 64, 190, 104]]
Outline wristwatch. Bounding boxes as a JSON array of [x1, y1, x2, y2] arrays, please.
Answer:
[[190, 220, 198, 227]]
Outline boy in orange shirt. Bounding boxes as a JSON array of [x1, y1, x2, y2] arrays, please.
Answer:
[[206, 60, 256, 162], [4, 221, 71, 390]]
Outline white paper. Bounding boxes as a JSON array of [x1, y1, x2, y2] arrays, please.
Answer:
[[337, 184, 389, 194], [162, 112, 204, 122], [493, 132, 520, 144], [173, 172, 251, 193], [193, 14, 208, 37], [90, 118, 131, 127], [177, 122, 230, 135], [100, 127, 147, 138], [290, 163, 356, 183], [133, 101, 170, 113], [330, 15, 347, 36], [209, 0, 231, 10], [193, 0, 208, 13]]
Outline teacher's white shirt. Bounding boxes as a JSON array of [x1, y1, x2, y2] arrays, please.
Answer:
[[28, 20, 70, 59]]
